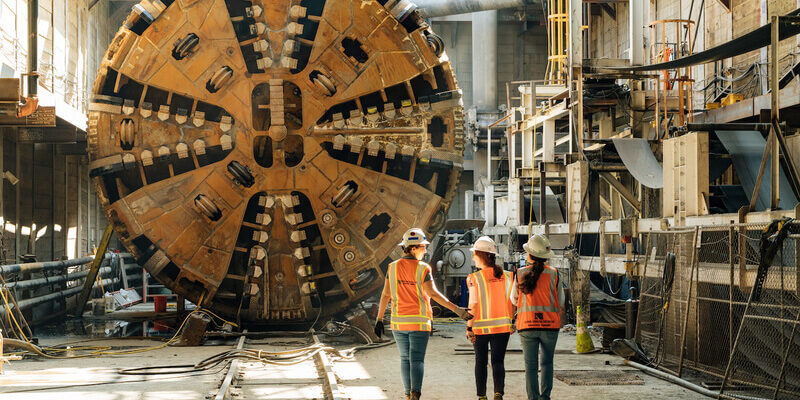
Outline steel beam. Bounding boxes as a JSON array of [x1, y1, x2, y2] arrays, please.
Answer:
[[599, 172, 641, 213], [74, 224, 114, 315]]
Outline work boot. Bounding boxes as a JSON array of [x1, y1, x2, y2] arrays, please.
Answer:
[[478, 396, 488, 400], [410, 391, 421, 400], [494, 393, 503, 400], [405, 394, 410, 400]]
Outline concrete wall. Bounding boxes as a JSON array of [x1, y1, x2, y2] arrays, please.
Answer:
[[432, 13, 548, 110], [0, 0, 117, 263], [0, 131, 106, 262], [432, 21, 475, 108], [433, 13, 547, 225]]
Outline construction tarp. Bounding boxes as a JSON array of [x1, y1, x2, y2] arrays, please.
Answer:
[[715, 130, 798, 211], [612, 138, 663, 188]]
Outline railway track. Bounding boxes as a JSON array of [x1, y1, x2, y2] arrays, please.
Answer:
[[213, 333, 346, 400]]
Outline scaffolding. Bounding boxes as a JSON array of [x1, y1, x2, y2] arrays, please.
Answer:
[[649, 19, 696, 133]]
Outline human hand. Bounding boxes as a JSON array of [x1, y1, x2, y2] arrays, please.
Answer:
[[466, 329, 476, 344], [454, 307, 473, 321], [374, 320, 384, 339]]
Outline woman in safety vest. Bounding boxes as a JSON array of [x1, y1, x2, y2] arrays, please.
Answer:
[[374, 228, 472, 400], [511, 234, 565, 400], [465, 236, 514, 400]]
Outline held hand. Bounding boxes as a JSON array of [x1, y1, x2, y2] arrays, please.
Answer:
[[455, 307, 473, 321], [374, 320, 384, 339], [466, 330, 476, 344]]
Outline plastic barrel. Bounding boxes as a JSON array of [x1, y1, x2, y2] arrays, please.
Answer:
[[154, 295, 167, 313]]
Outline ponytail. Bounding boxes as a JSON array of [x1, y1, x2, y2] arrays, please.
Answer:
[[519, 257, 546, 295], [474, 251, 503, 278], [491, 253, 503, 279]]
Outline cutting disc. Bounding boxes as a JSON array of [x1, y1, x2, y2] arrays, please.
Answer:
[[87, 0, 464, 325]]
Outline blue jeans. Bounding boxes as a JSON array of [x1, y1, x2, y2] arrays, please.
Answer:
[[392, 330, 430, 394], [519, 330, 559, 400]]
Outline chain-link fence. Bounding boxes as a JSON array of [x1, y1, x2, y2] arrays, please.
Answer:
[[635, 223, 800, 399]]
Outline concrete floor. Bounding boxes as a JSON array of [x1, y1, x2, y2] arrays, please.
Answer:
[[0, 321, 705, 400], [348, 323, 705, 400]]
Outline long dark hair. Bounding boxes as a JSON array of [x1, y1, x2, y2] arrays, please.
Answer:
[[519, 256, 547, 294], [474, 250, 502, 278]]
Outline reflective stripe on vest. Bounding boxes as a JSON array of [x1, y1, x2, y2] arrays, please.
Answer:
[[470, 269, 513, 334], [388, 259, 432, 331], [516, 265, 561, 330]]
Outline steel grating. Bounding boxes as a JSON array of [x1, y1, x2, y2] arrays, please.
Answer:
[[553, 370, 645, 386]]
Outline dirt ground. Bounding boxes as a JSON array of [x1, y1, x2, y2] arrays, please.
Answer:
[[0, 321, 705, 400]]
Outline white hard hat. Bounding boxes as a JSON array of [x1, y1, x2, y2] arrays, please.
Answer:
[[398, 228, 430, 247], [523, 234, 555, 259], [470, 236, 498, 255]]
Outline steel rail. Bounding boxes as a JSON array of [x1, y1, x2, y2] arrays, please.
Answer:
[[214, 333, 247, 400], [312, 332, 347, 400]]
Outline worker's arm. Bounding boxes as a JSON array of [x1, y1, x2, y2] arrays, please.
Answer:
[[509, 276, 518, 333], [376, 277, 391, 321], [373, 277, 391, 339], [510, 278, 519, 307], [466, 276, 477, 329], [557, 274, 567, 327], [422, 280, 472, 320], [465, 276, 478, 342]]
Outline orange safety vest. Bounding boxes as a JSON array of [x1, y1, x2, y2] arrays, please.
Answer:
[[516, 264, 561, 330], [388, 258, 433, 331], [467, 268, 514, 335]]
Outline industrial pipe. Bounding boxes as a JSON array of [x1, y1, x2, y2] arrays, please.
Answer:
[[27, 0, 38, 96], [624, 360, 717, 398], [0, 276, 119, 315], [623, 360, 769, 400], [414, 0, 536, 17], [1, 337, 42, 353], [0, 256, 96, 276], [589, 163, 629, 172], [2, 260, 141, 291], [3, 266, 114, 290]]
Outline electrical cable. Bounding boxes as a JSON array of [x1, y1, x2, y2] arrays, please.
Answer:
[[0, 289, 234, 359], [119, 330, 394, 376], [308, 293, 323, 333]]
